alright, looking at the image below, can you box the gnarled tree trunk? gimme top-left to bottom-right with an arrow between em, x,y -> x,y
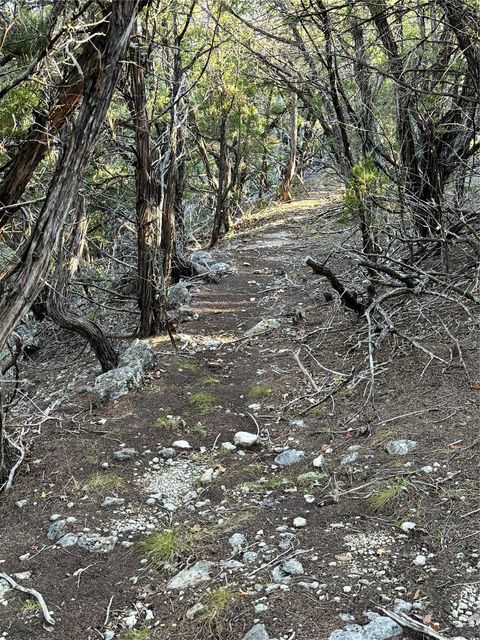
0,0 -> 141,352
46,198 -> 119,372
130,28 -> 165,338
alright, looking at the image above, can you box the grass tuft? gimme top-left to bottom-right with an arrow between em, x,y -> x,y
189,392 -> 217,415
177,359 -> 201,373
87,472 -> 125,495
197,587 -> 235,634
248,384 -> 271,399
140,529 -> 190,566
18,598 -> 40,613
155,415 -> 185,429
189,422 -> 207,436
368,478 -> 409,512
297,471 -> 326,488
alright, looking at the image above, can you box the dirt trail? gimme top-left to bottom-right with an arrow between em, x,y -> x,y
0,176 -> 478,640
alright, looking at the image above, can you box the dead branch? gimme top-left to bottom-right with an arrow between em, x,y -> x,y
0,572 -> 55,626
379,607 -> 451,640
306,256 -> 366,315
291,349 -> 319,392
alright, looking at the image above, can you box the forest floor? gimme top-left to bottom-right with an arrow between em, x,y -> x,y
0,174 -> 479,640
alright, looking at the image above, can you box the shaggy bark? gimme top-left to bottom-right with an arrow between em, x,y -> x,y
46,200 -> 119,372
130,29 -> 165,338
0,0 -> 141,352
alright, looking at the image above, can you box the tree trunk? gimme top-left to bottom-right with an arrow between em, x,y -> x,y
130,25 -> 165,338
46,199 -> 119,372
280,92 -> 298,202
0,13 -> 113,231
210,116 -> 232,247
0,0 -> 141,352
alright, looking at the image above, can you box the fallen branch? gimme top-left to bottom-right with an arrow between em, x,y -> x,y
0,572 -> 55,626
291,349 -> 319,392
379,607 -> 450,640
305,256 -> 366,315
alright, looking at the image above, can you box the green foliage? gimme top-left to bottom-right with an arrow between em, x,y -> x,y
0,83 -> 39,140
189,422 -> 207,436
343,155 -> 385,220
155,415 -> 185,429
87,473 -> 125,495
368,478 -> 410,512
188,392 -> 217,415
297,471 -> 326,488
248,384 -> 271,399
140,529 -> 190,566
177,360 -> 201,372
1,8 -> 50,59
17,598 -> 40,613
200,587 -> 235,624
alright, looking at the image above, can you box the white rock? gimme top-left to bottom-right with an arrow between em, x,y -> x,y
400,522 -> 416,533
172,440 -> 191,449
293,517 -> 307,528
413,554 -> 427,566
234,431 -> 259,448
201,468 -> 214,484
313,455 -> 325,468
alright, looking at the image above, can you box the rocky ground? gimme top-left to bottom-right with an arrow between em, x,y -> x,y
0,175 -> 479,640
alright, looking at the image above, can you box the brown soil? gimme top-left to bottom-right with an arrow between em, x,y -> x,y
0,175 -> 478,640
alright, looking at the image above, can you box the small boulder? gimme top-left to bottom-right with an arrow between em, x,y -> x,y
167,282 -> 191,309
47,519 -> 68,542
159,447 -> 176,459
293,517 -> 307,528
176,305 -> 199,322
118,339 -> 155,370
229,533 -> 248,554
186,602 -> 206,620
172,440 -> 191,450
102,496 -> 125,507
234,431 -> 258,448
113,447 -> 138,461
209,262 -> 236,276
77,533 -> 117,554
328,612 -> 402,640
93,365 -> 143,403
242,623 -> 270,640
93,339 -> 154,403
56,533 -> 79,548
282,558 -> 304,576
190,250 -> 215,267
386,440 -> 417,455
167,560 -> 214,590
275,449 -> 305,466
340,445 -> 360,465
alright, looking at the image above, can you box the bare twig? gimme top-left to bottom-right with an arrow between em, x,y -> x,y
379,607 -> 451,640
0,572 -> 55,626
